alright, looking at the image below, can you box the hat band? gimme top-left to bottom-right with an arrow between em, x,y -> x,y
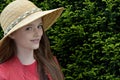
4,8 -> 41,35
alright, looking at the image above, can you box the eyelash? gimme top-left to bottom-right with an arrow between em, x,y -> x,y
37,25 -> 43,29
26,27 -> 32,31
25,25 -> 43,31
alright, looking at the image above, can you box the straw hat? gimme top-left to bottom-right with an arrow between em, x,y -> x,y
0,0 -> 64,41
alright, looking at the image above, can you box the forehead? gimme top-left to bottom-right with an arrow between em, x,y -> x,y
23,18 -> 43,27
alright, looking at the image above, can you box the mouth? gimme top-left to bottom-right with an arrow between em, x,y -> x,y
30,39 -> 40,44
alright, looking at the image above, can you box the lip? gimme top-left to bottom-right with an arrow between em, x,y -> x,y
31,39 -> 40,44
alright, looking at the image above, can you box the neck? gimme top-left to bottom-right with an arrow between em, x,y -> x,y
16,47 -> 35,65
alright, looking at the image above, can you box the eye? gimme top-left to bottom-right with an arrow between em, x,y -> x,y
37,25 -> 43,29
25,27 -> 32,31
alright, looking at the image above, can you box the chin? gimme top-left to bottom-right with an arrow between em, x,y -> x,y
31,45 -> 39,50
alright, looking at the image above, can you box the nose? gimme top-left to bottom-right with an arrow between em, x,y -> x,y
33,28 -> 42,37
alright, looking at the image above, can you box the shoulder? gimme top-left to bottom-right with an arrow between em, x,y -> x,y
0,63 -> 7,80
0,58 -> 16,80
0,56 -> 17,71
0,57 -> 16,79
0,59 -> 12,69
0,62 -> 8,71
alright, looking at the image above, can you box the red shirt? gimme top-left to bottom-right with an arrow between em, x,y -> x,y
0,56 -> 52,80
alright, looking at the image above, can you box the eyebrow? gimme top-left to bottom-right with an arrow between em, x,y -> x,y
25,23 -> 43,27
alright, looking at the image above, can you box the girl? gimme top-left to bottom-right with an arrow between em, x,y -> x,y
0,0 -> 64,80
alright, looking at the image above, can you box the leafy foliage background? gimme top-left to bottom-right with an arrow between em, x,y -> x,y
0,0 -> 120,80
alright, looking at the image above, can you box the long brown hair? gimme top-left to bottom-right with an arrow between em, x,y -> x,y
0,28 -> 64,80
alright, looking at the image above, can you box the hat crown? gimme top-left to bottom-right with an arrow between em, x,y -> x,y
0,0 -> 38,31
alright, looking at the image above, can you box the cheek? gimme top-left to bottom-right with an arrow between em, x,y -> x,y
40,29 -> 43,36
14,36 -> 26,44
13,35 -> 31,48
13,33 -> 30,43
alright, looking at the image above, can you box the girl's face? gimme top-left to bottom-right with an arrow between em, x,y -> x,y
10,18 -> 43,50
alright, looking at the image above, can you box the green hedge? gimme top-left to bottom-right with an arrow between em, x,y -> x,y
0,0 -> 120,80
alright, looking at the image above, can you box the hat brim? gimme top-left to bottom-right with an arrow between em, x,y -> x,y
0,7 -> 64,42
